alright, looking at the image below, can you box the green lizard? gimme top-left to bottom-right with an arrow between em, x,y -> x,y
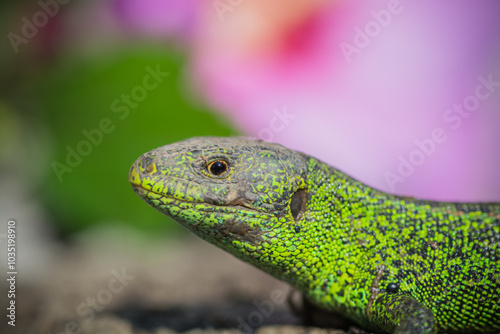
129,137 -> 500,334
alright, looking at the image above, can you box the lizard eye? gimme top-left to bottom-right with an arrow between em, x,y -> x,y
207,160 -> 229,176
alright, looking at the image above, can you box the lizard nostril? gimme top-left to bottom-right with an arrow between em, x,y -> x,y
145,162 -> 156,174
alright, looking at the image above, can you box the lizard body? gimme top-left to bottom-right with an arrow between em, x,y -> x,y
129,137 -> 500,334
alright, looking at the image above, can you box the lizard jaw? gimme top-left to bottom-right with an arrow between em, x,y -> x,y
131,183 -> 271,219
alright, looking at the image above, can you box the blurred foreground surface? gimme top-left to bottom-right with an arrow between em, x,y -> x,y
0,227 -> 349,334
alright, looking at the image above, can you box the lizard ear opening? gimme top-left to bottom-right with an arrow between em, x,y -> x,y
290,189 -> 307,222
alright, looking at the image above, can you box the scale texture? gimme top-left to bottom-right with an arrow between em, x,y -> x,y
129,137 -> 500,334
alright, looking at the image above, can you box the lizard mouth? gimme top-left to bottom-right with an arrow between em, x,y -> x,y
133,184 -> 268,245
131,183 -> 271,219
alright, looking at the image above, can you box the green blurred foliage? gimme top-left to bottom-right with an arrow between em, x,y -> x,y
29,46 -> 237,235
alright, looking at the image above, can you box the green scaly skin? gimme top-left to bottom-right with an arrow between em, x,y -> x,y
129,137 -> 500,334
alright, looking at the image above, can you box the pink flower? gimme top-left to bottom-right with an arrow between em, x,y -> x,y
114,0 -> 500,201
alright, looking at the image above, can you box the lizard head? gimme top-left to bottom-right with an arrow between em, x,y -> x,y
129,136 -> 311,273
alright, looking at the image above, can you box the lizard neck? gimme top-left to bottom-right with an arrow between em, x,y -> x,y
294,157 -> 388,320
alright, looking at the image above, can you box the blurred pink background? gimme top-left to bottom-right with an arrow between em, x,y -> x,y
113,0 -> 500,201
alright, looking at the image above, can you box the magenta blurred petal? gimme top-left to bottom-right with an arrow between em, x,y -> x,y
113,0 -> 200,39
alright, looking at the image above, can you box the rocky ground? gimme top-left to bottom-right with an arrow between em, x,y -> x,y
0,226 -> 352,334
